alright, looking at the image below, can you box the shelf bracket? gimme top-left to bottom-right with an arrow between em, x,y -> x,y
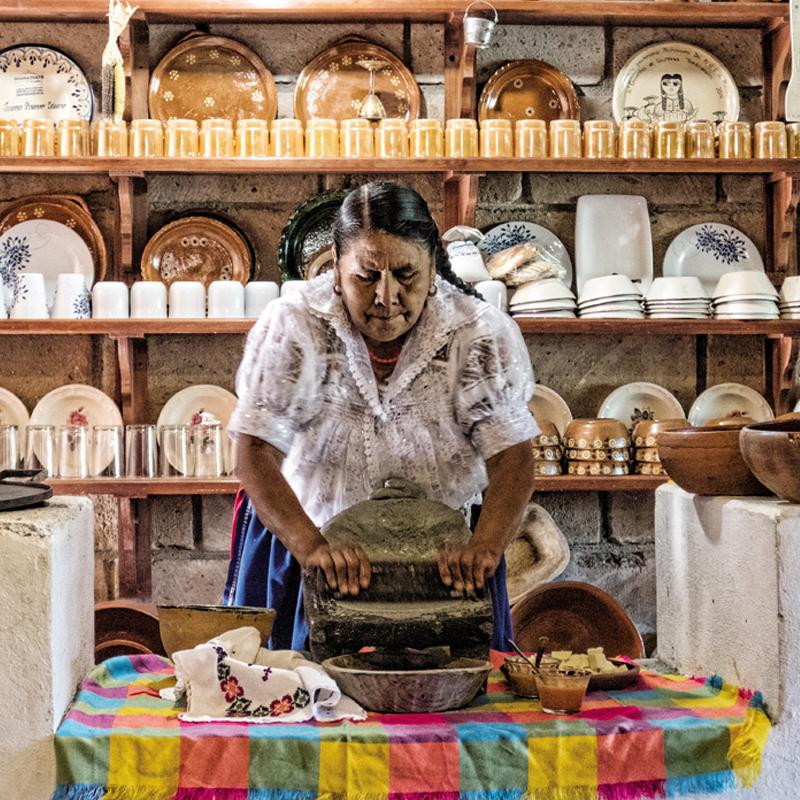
119,13 -> 150,121
766,335 -> 799,415
117,496 -> 152,600
764,21 -> 790,120
115,335 -> 149,427
769,174 -> 800,287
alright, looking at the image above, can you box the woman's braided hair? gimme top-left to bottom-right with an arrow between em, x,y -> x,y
332,181 -> 484,300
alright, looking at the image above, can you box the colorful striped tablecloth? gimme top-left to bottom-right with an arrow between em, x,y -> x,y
53,651 -> 771,800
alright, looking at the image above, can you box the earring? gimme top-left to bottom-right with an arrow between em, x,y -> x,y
333,284 -> 342,296
428,284 -> 438,296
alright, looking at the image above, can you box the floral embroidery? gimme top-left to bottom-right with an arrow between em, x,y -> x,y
220,676 -> 244,702
262,667 -> 272,682
269,694 -> 295,717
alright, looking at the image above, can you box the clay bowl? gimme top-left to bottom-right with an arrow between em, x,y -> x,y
740,419 -> 800,503
157,604 -> 276,656
656,426 -> 770,497
632,417 -> 691,447
564,418 -> 629,449
501,655 -> 641,696
510,581 -> 644,659
707,416 -> 756,428
322,653 -> 491,713
533,420 -> 561,447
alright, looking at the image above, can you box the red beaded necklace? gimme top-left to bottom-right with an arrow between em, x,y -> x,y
367,349 -> 402,365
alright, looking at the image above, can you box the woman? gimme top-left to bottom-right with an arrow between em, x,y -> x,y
224,181 -> 538,651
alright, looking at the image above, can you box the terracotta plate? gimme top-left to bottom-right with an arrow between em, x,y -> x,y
478,60 -> 580,124
149,34 -> 277,122
142,216 -> 252,289
511,580 -> 644,659
294,38 -> 420,124
95,600 -> 166,662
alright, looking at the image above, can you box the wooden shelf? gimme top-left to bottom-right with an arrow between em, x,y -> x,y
535,475 -> 667,491
3,319 -> 799,338
0,1 -> 786,27
0,157 -> 797,176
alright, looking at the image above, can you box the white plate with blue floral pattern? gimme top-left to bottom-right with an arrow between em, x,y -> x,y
479,221 -> 572,289
0,45 -> 93,122
663,223 -> 764,298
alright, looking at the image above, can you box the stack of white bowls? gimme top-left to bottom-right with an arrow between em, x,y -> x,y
577,275 -> 644,319
779,276 -> 800,319
712,271 -> 779,320
509,279 -> 576,318
644,277 -> 711,319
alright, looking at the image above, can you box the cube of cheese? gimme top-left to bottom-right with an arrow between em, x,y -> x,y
551,651 -> 572,662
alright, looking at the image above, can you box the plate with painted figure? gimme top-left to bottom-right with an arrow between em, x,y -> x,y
688,383 -> 774,427
597,382 -> 684,431
663,223 -> 764,298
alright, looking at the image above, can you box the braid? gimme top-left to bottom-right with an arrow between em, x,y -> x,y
432,237 -> 484,300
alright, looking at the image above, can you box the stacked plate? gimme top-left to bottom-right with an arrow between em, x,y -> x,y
531,421 -> 563,476
563,419 -> 630,476
510,278 -> 576,319
712,271 -> 779,320
644,277 -> 711,319
577,275 -> 644,319
631,418 -> 691,476
779,276 -> 800,319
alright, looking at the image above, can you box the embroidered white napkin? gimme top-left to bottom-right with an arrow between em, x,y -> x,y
162,626 -> 367,724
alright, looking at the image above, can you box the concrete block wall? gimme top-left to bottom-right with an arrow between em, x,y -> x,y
0,20 -> 773,651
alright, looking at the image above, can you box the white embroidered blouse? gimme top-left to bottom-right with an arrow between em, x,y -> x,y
229,271 -> 539,527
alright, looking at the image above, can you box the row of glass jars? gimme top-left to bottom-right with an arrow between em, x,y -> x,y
4,116 -> 799,159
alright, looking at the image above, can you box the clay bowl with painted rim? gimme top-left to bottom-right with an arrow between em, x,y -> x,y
533,420 -> 561,447
634,462 -> 666,476
564,418 -> 630,450
632,418 -> 691,447
634,447 -> 661,463
534,462 -> 562,476
532,445 -> 563,460
739,418 -> 800,503
565,448 -> 630,462
656,426 -> 770,496
566,461 -> 629,476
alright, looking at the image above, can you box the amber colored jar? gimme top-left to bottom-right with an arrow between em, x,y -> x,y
93,118 -> 128,157
56,119 -> 89,157
480,118 -> 513,158
717,121 -> 752,159
618,119 -> 651,159
583,120 -> 615,159
754,121 -> 788,159
340,118 -> 374,158
409,119 -> 444,158
548,119 -> 581,158
445,118 -> 478,158
272,119 -> 304,157
165,118 -> 198,158
515,119 -> 547,158
235,119 -> 269,157
376,118 -> 409,158
129,119 -> 164,158
787,123 -> 800,159
21,119 -> 55,157
684,121 -> 715,159
654,121 -> 685,159
200,118 -> 234,157
0,119 -> 18,156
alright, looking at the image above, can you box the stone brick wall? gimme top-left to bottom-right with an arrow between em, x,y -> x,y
0,19 -> 772,652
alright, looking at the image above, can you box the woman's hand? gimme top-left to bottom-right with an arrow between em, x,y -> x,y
438,540 -> 502,595
304,542 -> 372,597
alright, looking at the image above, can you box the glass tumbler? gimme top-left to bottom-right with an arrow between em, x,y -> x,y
548,119 -> 581,158
192,422 -> 223,478
717,121 -> 752,159
159,424 -> 190,477
235,118 -> 269,157
24,424 -> 55,477
534,670 -> 591,715
755,121 -> 788,159
57,424 -> 89,478
685,121 -> 715,159
618,119 -> 651,158
165,118 -> 198,158
0,119 -> 19,156
129,119 -> 164,158
272,118 -> 304,157
200,118 -> 234,157
0,424 -> 18,470
583,120 -> 616,159
340,118 -> 374,157
92,424 -> 123,478
515,119 -> 547,158
305,118 -> 338,157
654,121 -> 685,158
92,118 -> 128,156
480,118 -> 513,158
445,118 -> 478,158
409,119 -> 444,158
21,119 -> 55,157
376,118 -> 409,158
788,123 -> 800,158
125,424 -> 157,478
56,119 -> 89,157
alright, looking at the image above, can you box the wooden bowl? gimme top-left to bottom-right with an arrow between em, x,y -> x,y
740,419 -> 800,503
564,418 -> 629,449
657,426 -> 770,496
632,417 -> 690,447
157,604 -> 276,657
322,654 -> 491,713
510,581 -> 644,659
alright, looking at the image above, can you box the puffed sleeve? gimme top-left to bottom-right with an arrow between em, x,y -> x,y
453,306 -> 539,460
228,299 -> 324,454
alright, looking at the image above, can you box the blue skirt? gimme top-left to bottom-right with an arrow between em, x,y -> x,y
223,489 -> 514,651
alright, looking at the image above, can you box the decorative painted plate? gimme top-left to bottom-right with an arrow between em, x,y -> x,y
294,38 -> 420,124
478,60 -> 580,124
0,385 -> 29,432
613,42 -> 739,124
598,382 -> 684,430
688,383 -> 774,426
157,385 -> 237,474
663,223 -> 764,297
142,216 -> 252,290
278,191 -> 347,282
149,34 -> 277,122
0,44 -> 92,122
479,221 -> 573,288
528,385 -> 573,437
0,198 -> 105,309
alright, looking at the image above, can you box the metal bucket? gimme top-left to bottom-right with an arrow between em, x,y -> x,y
463,1 -> 498,49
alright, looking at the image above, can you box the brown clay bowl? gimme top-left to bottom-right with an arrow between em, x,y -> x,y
657,426 -> 769,496
95,600 -> 166,662
707,416 -> 756,428
564,418 -> 629,449
740,419 -> 800,503
632,418 -> 691,447
533,420 -> 561,447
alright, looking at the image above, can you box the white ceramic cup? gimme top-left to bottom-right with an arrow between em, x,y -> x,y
92,281 -> 129,319
10,273 -> 49,319
169,281 -> 206,318
52,274 -> 91,319
447,240 -> 491,283
130,281 -> 168,319
280,280 -> 306,298
208,280 -> 245,318
245,281 -> 279,318
779,276 -> 800,305
475,279 -> 508,311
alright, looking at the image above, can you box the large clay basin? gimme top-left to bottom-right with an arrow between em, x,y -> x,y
740,419 -> 800,503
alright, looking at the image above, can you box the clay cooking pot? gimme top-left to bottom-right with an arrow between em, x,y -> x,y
740,418 -> 800,503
